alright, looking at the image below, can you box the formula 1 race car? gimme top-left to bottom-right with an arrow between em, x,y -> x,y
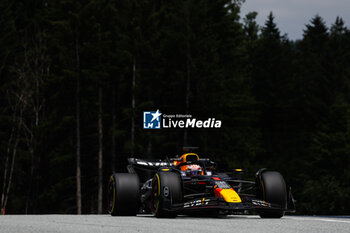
107,150 -> 295,218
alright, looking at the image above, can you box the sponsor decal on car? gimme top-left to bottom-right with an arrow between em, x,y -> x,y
252,199 -> 271,207
184,198 -> 211,208
215,181 -> 231,189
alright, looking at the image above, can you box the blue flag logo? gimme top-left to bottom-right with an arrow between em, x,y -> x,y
143,110 -> 162,129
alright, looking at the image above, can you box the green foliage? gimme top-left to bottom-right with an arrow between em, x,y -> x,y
0,1 -> 349,215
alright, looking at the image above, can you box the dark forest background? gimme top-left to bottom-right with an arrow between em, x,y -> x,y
1,0 -> 350,215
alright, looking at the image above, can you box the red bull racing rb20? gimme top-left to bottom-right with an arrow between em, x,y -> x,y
107,151 -> 295,218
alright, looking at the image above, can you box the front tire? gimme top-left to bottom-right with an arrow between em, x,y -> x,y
151,171 -> 182,218
257,171 -> 287,218
108,173 -> 140,216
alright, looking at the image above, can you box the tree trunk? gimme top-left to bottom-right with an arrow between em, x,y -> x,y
1,92 -> 24,214
25,147 -> 35,214
184,3 -> 191,146
1,110 -> 19,213
97,86 -> 103,214
75,27 -> 82,215
184,56 -> 190,146
111,85 -> 116,173
1,126 -> 14,210
1,151 -> 9,210
131,57 -> 136,156
3,137 -> 19,211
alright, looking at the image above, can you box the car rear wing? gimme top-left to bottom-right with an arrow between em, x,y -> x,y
127,158 -> 174,172
127,157 -> 215,171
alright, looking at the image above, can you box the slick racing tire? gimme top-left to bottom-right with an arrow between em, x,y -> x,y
151,171 -> 182,218
257,171 -> 287,218
108,173 -> 140,216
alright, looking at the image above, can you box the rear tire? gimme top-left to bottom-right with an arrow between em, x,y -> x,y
108,173 -> 140,216
257,171 -> 287,218
151,171 -> 182,218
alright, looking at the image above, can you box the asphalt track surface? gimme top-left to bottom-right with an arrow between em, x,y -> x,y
1,214 -> 349,233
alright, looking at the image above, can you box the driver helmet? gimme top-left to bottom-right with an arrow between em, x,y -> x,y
186,164 -> 202,176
